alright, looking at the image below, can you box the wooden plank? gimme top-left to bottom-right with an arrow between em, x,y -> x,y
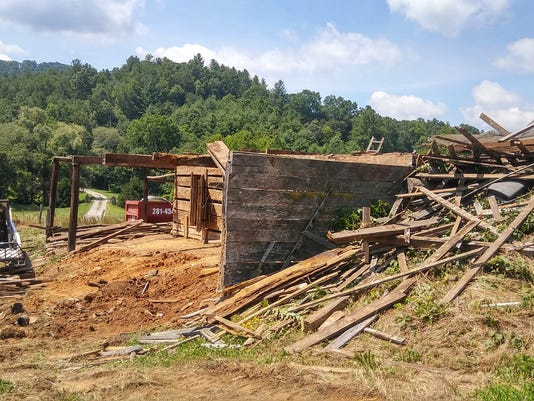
208,245 -> 360,316
290,237 -> 483,312
417,186 -> 499,235
103,153 -> 177,169
363,327 -> 405,344
327,217 -> 438,244
498,120 -> 534,142
284,284 -> 411,353
175,166 -> 222,176
213,315 -> 261,339
479,113 -> 510,136
152,152 -> 216,167
416,173 -> 534,180
207,141 -> 230,173
282,188 -> 332,267
71,220 -> 144,254
488,195 -> 503,222
304,296 -> 350,332
324,316 -> 377,350
441,196 -> 534,303
176,186 -> 222,202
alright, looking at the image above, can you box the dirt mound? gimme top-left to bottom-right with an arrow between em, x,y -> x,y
15,235 -> 221,339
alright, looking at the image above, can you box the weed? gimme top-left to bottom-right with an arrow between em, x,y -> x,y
474,354 -> 534,400
408,284 -> 445,324
333,208 -> 361,230
521,286 -> 534,308
474,382 -> 534,401
485,255 -> 533,282
395,314 -> 414,331
508,333 -> 526,350
270,308 -> 305,330
483,330 -> 505,349
352,350 -> 378,370
384,259 -> 400,275
0,379 -> 14,393
482,315 -> 500,328
394,348 -> 422,363
496,354 -> 534,383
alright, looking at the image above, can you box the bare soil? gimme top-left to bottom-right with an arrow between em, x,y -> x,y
0,231 -> 532,401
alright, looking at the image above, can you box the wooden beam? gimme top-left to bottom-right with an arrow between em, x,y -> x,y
67,162 -> 81,252
415,173 -> 534,180
207,141 -> 230,173
304,296 -> 350,332
327,217 -> 438,244
72,155 -> 103,165
46,157 -> 60,238
153,152 -> 216,167
498,120 -> 534,142
416,186 -> 499,235
324,316 -> 377,350
441,196 -> 534,303
479,113 -> 510,136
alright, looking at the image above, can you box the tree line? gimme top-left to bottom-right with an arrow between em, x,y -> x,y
0,55 -> 478,207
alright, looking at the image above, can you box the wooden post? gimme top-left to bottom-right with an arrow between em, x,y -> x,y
67,162 -> 80,252
46,157 -> 60,239
143,169 -> 149,221
362,206 -> 371,263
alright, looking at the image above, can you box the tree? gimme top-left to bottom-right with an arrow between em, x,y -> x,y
125,114 -> 181,153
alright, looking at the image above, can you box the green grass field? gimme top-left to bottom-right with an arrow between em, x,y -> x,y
11,188 -> 124,227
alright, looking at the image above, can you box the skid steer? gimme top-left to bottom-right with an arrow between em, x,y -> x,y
0,199 -> 33,277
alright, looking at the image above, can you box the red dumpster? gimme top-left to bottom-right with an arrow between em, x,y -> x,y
125,198 -> 173,223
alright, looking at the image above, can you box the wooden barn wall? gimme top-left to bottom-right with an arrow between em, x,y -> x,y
222,152 -> 414,287
172,166 -> 223,240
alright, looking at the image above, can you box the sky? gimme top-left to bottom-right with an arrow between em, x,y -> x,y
0,0 -> 533,131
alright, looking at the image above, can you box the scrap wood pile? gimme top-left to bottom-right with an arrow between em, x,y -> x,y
0,276 -> 47,299
179,120 -> 532,355
45,220 -> 172,254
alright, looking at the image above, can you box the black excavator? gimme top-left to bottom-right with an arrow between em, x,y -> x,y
0,199 -> 33,277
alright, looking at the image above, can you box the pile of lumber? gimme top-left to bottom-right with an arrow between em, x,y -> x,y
0,276 -> 46,299
46,220 -> 172,254
173,123 -> 534,354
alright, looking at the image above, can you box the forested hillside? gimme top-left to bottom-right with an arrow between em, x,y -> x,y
0,55 -> 478,206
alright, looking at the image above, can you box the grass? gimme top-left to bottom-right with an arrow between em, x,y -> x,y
473,354 -> 534,400
133,336 -> 287,369
11,188 -> 124,227
0,379 -> 14,393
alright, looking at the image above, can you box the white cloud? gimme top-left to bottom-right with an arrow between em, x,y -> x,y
387,0 -> 511,36
461,81 -> 534,131
0,40 -> 25,56
0,53 -> 12,61
136,44 -> 216,63
138,23 -> 402,77
0,0 -> 145,39
494,38 -> 534,73
472,80 -> 520,108
369,91 -> 447,120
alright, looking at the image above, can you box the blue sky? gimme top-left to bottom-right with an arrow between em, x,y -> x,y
0,0 -> 533,130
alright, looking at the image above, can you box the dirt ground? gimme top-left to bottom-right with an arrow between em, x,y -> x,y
1,232 -> 532,401
0,233 -> 375,401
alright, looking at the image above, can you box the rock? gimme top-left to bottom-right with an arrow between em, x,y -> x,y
16,316 -> 30,326
11,303 -> 24,314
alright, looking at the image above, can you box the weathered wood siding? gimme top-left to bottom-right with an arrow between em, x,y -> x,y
172,166 -> 223,240
222,151 -> 414,286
